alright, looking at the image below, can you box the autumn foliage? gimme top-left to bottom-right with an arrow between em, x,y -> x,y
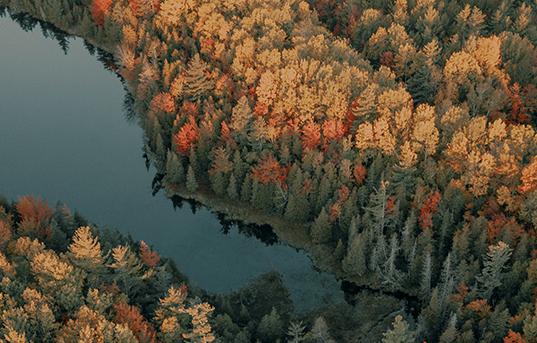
301,122 -> 321,151
90,0 -> 112,26
150,92 -> 176,114
139,240 -> 160,268
16,195 -> 53,225
174,117 -> 199,155
419,191 -> 441,230
113,303 -> 157,343
0,198 -> 219,342
504,330 -> 526,343
251,156 -> 288,187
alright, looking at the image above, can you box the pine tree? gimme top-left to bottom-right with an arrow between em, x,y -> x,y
476,241 -> 513,300
311,208 -> 332,244
227,173 -> 239,200
439,254 -> 454,301
363,180 -> 394,237
285,169 -> 309,222
333,240 -> 345,261
420,250 -> 432,300
109,245 -> 145,297
309,317 -> 335,343
382,235 -> 402,289
287,321 -> 306,343
184,54 -> 214,100
240,175 -> 252,203
342,232 -> 368,276
164,151 -> 185,185
186,166 -> 198,193
439,313 -> 459,343
523,314 -> 537,342
407,57 -> 437,105
210,172 -> 227,196
382,315 -> 416,343
315,175 -> 333,214
257,307 -> 283,342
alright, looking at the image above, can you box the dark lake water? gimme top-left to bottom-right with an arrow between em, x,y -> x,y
0,16 -> 344,311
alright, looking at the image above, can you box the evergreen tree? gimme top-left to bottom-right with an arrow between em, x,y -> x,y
420,250 -> 432,300
407,57 -> 437,105
240,175 -> 252,203
333,239 -> 345,261
342,232 -> 368,276
186,165 -> 199,193
251,181 -> 275,213
163,151 -> 185,185
210,172 -> 227,196
309,317 -> 335,343
311,208 -> 332,244
227,173 -> 239,200
382,315 -> 416,343
285,169 -> 309,222
184,54 -> 214,100
315,175 -> 333,214
363,180 -> 394,237
523,314 -> 537,342
370,233 -> 388,274
257,307 -> 283,342
439,313 -> 459,343
382,234 -> 402,289
287,321 -> 307,343
476,241 -> 513,300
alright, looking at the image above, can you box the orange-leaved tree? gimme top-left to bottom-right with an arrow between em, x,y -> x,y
91,0 -> 113,26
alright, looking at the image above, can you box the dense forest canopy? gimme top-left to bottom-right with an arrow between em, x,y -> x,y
1,0 -> 537,341
0,196 -> 354,342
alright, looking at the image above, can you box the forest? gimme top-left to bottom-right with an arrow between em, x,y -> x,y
0,0 -> 536,341
0,195 -> 360,342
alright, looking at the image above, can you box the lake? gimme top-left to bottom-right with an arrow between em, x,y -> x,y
0,14 -> 343,312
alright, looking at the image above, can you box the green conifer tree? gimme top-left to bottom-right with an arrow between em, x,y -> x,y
257,307 -> 283,342
285,169 -> 309,222
210,172 -> 227,196
420,250 -> 432,300
164,151 -> 185,185
186,165 -> 198,193
476,242 -> 513,300
240,175 -> 252,203
227,173 -> 239,200
382,315 -> 416,343
342,232 -> 368,276
311,208 -> 332,244
439,313 -> 459,343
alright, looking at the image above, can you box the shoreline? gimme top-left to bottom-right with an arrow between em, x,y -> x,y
0,0 -> 417,302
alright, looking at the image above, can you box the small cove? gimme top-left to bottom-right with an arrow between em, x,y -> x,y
0,15 -> 344,312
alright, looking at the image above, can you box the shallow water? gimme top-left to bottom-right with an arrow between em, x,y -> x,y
0,15 -> 344,311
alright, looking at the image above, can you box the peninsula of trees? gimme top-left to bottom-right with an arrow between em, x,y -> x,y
1,0 -> 537,341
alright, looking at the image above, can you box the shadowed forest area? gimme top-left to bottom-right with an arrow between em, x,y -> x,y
0,0 -> 537,341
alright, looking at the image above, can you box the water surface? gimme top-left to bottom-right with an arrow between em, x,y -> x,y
0,15 -> 343,311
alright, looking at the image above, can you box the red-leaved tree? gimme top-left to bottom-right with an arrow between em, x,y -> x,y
301,122 -> 321,151
113,303 -> 157,343
91,0 -> 113,26
419,191 -> 441,230
139,241 -> 160,268
251,156 -> 288,187
174,118 -> 199,155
